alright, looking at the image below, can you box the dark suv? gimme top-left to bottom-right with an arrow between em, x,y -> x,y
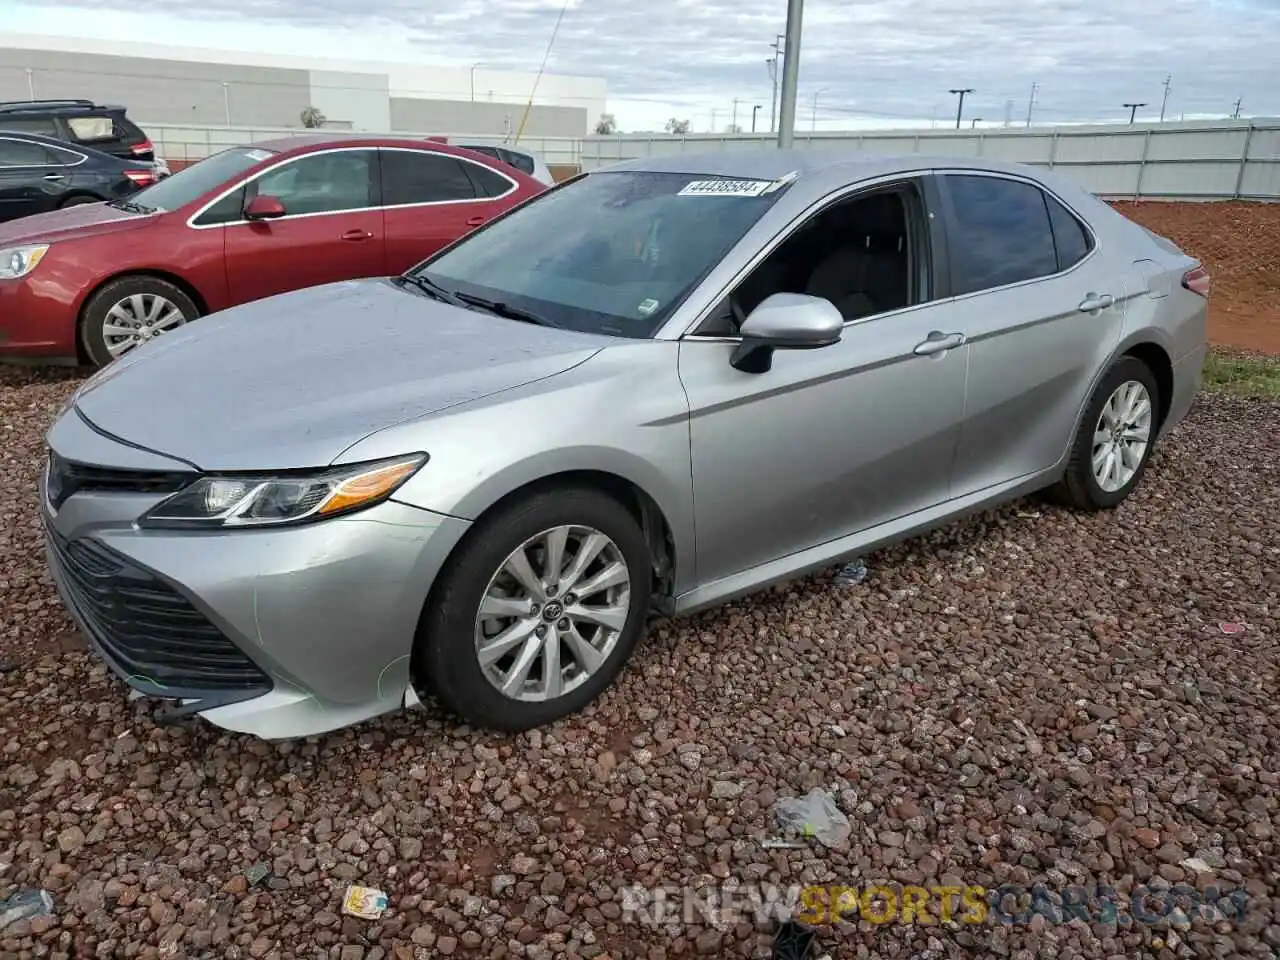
0,100 -> 159,166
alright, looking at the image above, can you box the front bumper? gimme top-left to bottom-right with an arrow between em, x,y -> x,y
39,434 -> 471,739
0,277 -> 78,360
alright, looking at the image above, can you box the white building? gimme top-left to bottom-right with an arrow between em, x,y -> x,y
0,31 -> 608,138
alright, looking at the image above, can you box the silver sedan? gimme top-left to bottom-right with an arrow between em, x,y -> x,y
39,150 -> 1208,738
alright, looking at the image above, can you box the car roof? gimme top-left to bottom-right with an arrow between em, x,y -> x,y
600,149 -> 1065,187
251,133 -> 495,159
0,99 -> 126,115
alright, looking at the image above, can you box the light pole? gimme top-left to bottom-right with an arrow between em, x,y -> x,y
25,68 -> 35,99
810,87 -> 825,132
1159,74 -> 1171,122
1232,97 -> 1243,119
222,82 -> 231,126
1025,81 -> 1037,127
1123,102 -> 1146,124
470,63 -> 480,102
732,97 -> 739,131
970,117 -> 982,128
949,88 -> 973,129
776,0 -> 803,148
751,103 -> 762,132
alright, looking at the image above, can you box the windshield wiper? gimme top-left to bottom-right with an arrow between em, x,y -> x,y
107,199 -> 155,214
395,273 -> 467,307
454,291 -> 557,328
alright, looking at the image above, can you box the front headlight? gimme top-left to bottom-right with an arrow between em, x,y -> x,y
138,454 -> 427,529
0,244 -> 51,280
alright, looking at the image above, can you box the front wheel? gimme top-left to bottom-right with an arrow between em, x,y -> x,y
1052,356 -> 1161,510
417,487 -> 652,732
80,276 -> 199,368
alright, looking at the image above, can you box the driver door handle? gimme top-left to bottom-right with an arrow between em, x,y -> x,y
913,331 -> 966,356
341,229 -> 373,242
1078,292 -> 1114,312
44,173 -> 65,181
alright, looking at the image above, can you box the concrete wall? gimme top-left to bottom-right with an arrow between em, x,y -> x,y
579,119 -> 1280,200
0,32 -> 606,136
389,98 -> 587,139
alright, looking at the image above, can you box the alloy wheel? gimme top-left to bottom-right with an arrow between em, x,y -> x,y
474,525 -> 631,702
102,293 -> 188,358
1092,379 -> 1153,493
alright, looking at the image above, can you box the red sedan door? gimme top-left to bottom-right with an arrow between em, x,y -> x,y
378,147 -> 526,275
224,148 -> 386,305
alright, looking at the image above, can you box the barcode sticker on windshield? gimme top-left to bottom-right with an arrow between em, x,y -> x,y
678,179 -> 772,198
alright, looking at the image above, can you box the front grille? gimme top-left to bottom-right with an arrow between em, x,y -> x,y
45,450 -> 194,510
44,523 -> 271,696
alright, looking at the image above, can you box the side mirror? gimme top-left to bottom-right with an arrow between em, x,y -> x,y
731,293 -> 843,373
244,194 -> 287,221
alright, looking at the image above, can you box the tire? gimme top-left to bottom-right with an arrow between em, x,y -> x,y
80,276 -> 199,368
59,195 -> 102,209
417,487 -> 652,732
1052,356 -> 1161,510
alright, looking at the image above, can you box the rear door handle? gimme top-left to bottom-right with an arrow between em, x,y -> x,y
1078,292 -> 1114,312
341,229 -> 373,241
913,331 -> 966,356
466,215 -> 488,227
43,174 -> 64,181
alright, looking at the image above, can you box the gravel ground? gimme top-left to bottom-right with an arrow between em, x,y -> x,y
1,364 -> 1277,960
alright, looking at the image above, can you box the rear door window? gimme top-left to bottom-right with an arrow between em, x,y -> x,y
0,137 -> 54,166
380,150 -> 478,205
941,174 -> 1059,295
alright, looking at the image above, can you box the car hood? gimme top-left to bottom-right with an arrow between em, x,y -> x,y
72,278 -> 610,471
0,202 -> 155,246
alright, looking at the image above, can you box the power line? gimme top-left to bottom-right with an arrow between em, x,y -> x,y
512,0 -> 572,144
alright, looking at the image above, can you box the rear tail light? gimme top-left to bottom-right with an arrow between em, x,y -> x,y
123,169 -> 157,187
130,139 -> 154,156
1182,265 -> 1211,298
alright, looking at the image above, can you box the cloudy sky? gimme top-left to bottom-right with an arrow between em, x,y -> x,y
8,0 -> 1280,132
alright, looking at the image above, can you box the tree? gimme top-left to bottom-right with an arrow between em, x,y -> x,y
594,113 -> 618,135
664,117 -> 691,135
300,106 -> 326,129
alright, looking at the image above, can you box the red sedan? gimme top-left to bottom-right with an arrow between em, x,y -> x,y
0,135 -> 546,366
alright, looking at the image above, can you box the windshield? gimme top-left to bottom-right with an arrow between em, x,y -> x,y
125,146 -> 277,212
412,170 -> 788,338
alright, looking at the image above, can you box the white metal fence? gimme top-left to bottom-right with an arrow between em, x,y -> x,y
143,118 -> 1279,200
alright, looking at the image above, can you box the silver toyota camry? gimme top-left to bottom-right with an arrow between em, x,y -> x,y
40,150 -> 1208,739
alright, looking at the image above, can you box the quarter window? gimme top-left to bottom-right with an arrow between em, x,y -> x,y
1045,194 -> 1093,271
943,174 -> 1059,295
381,151 -> 478,205
465,162 -> 516,199
0,138 -> 52,166
0,118 -> 60,135
250,150 -> 375,216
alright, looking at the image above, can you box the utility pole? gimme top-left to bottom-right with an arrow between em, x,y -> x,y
1159,74 -> 1171,122
751,103 -> 761,132
1002,99 -> 1013,127
1025,81 -> 1037,127
776,0 -> 803,149
710,107 -> 717,133
1232,97 -> 1243,119
810,88 -> 825,132
731,98 -> 739,131
1123,102 -> 1146,124
949,88 -> 974,129
767,33 -> 784,134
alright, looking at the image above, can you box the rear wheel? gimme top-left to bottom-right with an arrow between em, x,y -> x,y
59,195 -> 101,209
80,276 -> 199,368
417,487 -> 652,731
1052,356 -> 1160,510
